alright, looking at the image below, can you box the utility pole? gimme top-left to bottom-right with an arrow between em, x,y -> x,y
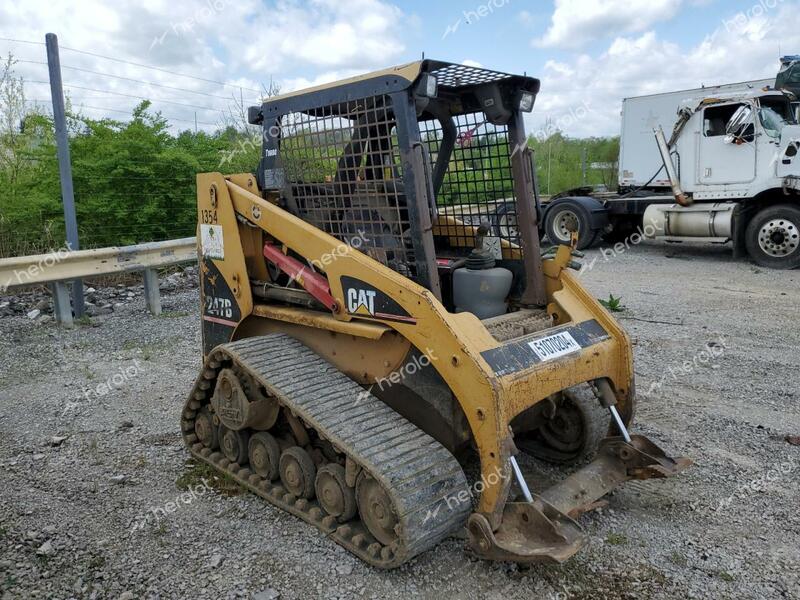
45,33 -> 84,317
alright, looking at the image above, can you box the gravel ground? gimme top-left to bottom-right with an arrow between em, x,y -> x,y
0,240 -> 798,600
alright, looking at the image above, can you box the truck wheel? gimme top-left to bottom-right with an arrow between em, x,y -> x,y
745,204 -> 800,269
544,202 -> 597,250
492,203 -> 519,240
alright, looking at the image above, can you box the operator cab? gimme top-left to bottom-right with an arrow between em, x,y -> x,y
249,60 -> 544,314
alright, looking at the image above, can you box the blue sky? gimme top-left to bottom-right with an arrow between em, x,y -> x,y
2,0 -> 798,137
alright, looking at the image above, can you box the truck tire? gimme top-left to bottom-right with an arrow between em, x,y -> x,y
492,202 -> 518,239
544,201 -> 597,250
745,204 -> 800,269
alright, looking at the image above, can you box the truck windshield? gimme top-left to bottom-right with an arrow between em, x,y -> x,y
759,96 -> 796,138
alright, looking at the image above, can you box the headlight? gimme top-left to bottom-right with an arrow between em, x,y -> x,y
518,91 -> 535,113
426,75 -> 438,97
416,74 -> 438,99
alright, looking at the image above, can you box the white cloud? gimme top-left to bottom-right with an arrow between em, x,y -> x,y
281,69 -> 364,94
518,10 -> 535,27
536,0 -> 683,49
0,0 -> 405,131
526,2 -> 800,138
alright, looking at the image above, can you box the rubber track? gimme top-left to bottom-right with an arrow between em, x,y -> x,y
181,334 -> 471,568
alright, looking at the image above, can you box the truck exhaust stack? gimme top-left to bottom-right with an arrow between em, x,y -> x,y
653,126 -> 692,207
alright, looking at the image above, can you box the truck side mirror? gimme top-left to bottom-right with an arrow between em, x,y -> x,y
725,105 -> 754,143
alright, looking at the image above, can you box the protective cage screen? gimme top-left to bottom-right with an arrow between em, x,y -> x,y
277,95 -> 418,279
419,112 -> 520,251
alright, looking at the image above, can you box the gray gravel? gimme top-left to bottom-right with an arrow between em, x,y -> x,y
0,240 -> 798,600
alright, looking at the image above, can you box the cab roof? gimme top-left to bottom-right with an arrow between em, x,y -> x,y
262,59 -> 540,104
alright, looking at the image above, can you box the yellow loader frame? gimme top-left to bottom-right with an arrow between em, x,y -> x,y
198,171 -> 637,536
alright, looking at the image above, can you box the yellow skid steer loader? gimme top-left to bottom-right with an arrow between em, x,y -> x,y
182,60 -> 690,568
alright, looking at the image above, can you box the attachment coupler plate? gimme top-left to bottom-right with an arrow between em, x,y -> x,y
466,435 -> 691,563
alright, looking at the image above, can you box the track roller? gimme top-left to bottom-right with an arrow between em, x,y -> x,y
220,425 -> 250,464
356,473 -> 399,546
315,464 -> 357,523
249,432 -> 281,480
195,407 -> 219,450
280,446 -> 316,499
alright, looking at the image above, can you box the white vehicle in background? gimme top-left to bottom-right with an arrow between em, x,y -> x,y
540,64 -> 800,269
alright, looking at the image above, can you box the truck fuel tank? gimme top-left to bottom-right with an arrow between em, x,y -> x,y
643,202 -> 737,241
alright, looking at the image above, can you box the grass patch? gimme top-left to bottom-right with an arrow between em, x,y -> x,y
606,532 -> 628,546
177,459 -> 243,497
80,364 -> 95,380
669,551 -> 688,567
121,336 -> 182,361
76,315 -> 92,327
718,571 -> 735,582
599,294 -> 625,312
158,311 -> 190,318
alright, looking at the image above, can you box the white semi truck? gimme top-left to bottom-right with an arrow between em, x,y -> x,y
540,67 -> 800,269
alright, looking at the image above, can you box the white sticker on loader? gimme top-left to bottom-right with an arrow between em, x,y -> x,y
200,224 -> 224,260
528,331 -> 581,362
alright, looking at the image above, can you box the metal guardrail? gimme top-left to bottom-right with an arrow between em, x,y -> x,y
0,237 -> 197,327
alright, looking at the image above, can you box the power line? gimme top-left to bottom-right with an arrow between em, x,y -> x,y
0,37 -> 43,47
25,98 -> 218,126
27,80 -> 225,112
17,60 -> 237,101
0,36 -> 263,93
60,45 -> 263,94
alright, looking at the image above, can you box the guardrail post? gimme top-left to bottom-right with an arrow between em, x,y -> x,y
142,268 -> 161,316
51,281 -> 73,328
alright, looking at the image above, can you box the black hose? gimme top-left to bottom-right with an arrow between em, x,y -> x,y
619,164 -> 665,199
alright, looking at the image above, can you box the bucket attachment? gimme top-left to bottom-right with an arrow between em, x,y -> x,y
466,434 -> 691,563
540,434 -> 692,518
467,499 -> 586,564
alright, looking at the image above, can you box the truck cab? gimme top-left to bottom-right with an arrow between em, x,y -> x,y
676,90 -> 800,197
542,81 -> 800,269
